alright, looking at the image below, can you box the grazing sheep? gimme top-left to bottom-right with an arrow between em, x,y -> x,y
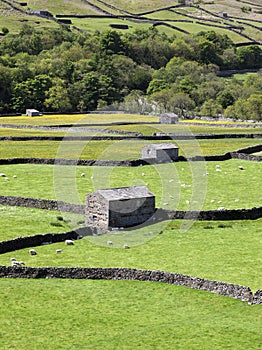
10,257 -> 17,262
13,175 -> 17,178
29,249 -> 37,255
56,249 -> 62,253
65,239 -> 74,245
169,179 -> 174,182
142,172 -> 145,176
216,168 -> 222,172
210,199 -> 215,203
81,173 -> 85,177
11,260 -> 25,267
0,173 -> 6,177
238,166 -> 244,170
123,244 -> 130,249
235,199 -> 239,202
218,207 -> 225,211
163,202 -> 168,206
107,240 -> 113,245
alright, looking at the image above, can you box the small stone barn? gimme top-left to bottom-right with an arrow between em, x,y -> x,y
85,186 -> 155,229
142,143 -> 179,162
26,109 -> 41,117
160,113 -> 178,124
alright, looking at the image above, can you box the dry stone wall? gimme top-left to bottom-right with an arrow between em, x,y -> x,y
0,265 -> 259,304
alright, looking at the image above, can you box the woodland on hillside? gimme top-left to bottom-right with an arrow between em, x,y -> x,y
0,25 -> 261,119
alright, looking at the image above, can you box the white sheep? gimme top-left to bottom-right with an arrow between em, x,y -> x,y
29,249 -> 37,255
107,241 -> 113,245
56,249 -> 62,253
238,166 -> 244,170
123,244 -> 130,249
65,239 -> 74,245
81,173 -> 85,177
218,207 -> 225,211
0,173 -> 6,177
11,260 -> 25,267
13,175 -> 17,178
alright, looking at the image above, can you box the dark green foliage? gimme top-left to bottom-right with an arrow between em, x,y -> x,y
0,26 -> 261,118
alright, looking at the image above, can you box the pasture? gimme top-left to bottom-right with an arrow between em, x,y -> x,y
1,0 -> 261,42
0,113 -> 261,349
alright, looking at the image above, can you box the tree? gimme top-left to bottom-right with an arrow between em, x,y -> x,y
169,92 -> 195,117
217,90 -> 235,109
44,78 -> 72,112
147,79 -> 169,95
11,74 -> 52,111
200,99 -> 223,118
99,30 -> 126,56
236,45 -> 262,69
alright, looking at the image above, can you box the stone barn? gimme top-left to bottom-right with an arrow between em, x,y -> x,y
26,109 -> 41,117
85,186 -> 155,229
142,143 -> 179,163
160,113 -> 178,124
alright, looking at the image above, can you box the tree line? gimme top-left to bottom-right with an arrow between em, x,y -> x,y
0,24 -> 261,120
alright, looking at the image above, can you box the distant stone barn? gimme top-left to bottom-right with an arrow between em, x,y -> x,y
25,109 -> 41,117
142,143 -> 179,163
85,186 -> 155,229
160,113 -> 178,124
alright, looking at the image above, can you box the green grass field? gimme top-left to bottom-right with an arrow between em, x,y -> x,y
1,278 -> 260,350
0,160 -> 261,210
0,113 -> 261,349
0,217 -> 261,290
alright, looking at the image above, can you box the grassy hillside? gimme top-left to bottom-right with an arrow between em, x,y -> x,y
1,0 -> 261,42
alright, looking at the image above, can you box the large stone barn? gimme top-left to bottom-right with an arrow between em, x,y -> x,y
85,186 -> 155,229
142,143 -> 179,163
160,113 -> 178,124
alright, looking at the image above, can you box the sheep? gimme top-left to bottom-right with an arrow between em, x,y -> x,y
169,179 -> 174,182
29,249 -> 37,255
13,175 -> 17,178
142,172 -> 145,176
11,260 -> 25,267
210,199 -> 215,203
65,239 -> 74,245
56,249 -> 62,253
123,244 -> 130,249
216,168 -> 222,172
10,257 -> 17,262
218,207 -> 225,211
81,173 -> 85,177
0,173 -> 6,177
107,240 -> 113,245
238,166 -> 244,170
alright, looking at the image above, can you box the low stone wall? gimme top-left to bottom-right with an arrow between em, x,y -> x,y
253,290 -> 262,305
0,265 -> 255,303
0,195 -> 85,214
0,196 -> 261,221
0,227 -> 92,254
161,207 -> 262,221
